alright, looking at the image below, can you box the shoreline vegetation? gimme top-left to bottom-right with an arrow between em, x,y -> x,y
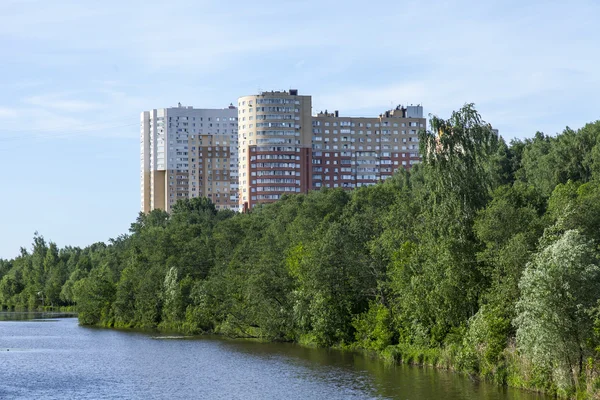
2,104 -> 600,398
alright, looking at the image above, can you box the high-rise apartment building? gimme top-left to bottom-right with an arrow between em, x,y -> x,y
236,90 -> 426,210
141,91 -> 426,213
237,90 -> 313,211
311,105 -> 425,191
140,104 -> 239,213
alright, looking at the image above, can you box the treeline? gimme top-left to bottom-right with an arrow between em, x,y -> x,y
2,104 -> 600,397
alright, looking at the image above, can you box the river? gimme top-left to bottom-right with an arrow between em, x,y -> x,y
0,313 -> 546,399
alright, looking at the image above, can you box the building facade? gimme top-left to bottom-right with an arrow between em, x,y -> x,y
237,90 -> 312,211
141,92 -> 426,213
140,104 -> 239,213
311,105 -> 425,191
237,90 -> 426,210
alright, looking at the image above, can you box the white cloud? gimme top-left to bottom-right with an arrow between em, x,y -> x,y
0,107 -> 18,118
24,94 -> 104,112
308,0 -> 600,139
0,0 -> 599,140
0,96 -> 133,142
0,86 -> 169,141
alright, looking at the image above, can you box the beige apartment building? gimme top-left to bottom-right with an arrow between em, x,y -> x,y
311,105 -> 425,191
237,90 -> 313,211
140,104 -> 239,213
236,90 -> 426,210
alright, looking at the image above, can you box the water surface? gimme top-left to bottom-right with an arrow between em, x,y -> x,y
0,314 -> 547,399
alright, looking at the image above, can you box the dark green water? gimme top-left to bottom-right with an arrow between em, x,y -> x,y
0,313 -> 547,399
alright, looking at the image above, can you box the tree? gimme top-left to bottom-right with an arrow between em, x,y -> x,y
387,104 -> 501,345
60,268 -> 88,304
420,103 -> 501,219
515,229 -> 600,395
473,183 -> 545,319
0,273 -> 23,306
73,266 -> 116,326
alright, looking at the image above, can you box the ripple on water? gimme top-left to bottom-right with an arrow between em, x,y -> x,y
0,316 -> 549,400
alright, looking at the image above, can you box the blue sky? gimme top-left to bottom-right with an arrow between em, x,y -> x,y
0,0 -> 599,258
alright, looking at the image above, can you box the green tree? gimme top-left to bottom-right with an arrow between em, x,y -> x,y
515,229 -> 600,395
73,266 -> 116,325
60,268 -> 88,304
388,104 -> 501,346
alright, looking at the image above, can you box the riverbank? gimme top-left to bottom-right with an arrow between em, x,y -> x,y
2,316 -> 545,400
0,307 -> 561,397
88,317 -> 557,398
3,112 -> 600,398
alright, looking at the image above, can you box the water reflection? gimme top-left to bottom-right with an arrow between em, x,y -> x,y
0,311 -> 77,321
217,339 -> 547,400
0,314 -> 547,400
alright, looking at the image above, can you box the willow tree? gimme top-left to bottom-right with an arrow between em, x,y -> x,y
420,103 -> 501,221
390,104 -> 503,345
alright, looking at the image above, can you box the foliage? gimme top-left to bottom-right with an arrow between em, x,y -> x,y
515,230 -> 600,396
2,107 -> 600,397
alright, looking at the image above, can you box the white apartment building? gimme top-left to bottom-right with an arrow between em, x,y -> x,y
141,103 -> 239,213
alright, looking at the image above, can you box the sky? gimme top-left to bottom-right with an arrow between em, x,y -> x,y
0,0 -> 599,259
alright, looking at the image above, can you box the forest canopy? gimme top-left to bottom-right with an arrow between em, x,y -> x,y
3,104 -> 600,397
